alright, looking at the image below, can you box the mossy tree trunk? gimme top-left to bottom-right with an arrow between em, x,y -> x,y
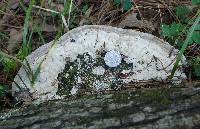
0,85 -> 200,129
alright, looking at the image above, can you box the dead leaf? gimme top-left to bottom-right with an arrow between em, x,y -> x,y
8,0 -> 30,10
42,23 -> 57,32
79,5 -> 93,26
0,20 -> 4,32
77,0 -> 84,5
85,5 -> 93,17
30,18 -> 58,32
118,13 -> 155,31
43,1 -> 64,12
9,0 -> 19,10
7,29 -> 23,53
51,2 -> 64,12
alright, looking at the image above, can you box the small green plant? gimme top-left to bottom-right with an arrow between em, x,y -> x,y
0,85 -> 4,95
192,0 -> 200,5
57,51 -> 133,96
0,84 -> 9,97
161,8 -> 200,49
114,0 -> 132,11
161,22 -> 185,48
22,0 -> 35,58
160,0 -> 200,78
169,9 -> 200,78
1,57 -> 17,73
189,57 -> 200,77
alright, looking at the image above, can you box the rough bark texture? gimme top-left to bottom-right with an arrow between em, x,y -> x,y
0,85 -> 200,129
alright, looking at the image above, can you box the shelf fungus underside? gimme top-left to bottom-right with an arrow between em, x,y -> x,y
12,26 -> 186,103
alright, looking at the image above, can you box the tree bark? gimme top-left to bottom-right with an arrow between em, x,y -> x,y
0,85 -> 200,129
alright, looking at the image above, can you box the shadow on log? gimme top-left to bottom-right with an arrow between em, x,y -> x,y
0,84 -> 200,129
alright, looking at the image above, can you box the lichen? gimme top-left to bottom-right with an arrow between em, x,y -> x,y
56,51 -> 133,96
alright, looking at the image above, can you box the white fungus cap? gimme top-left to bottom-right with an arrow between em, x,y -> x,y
12,25 -> 187,104
104,50 -> 122,67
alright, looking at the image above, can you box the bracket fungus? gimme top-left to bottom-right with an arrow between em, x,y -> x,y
12,25 -> 186,103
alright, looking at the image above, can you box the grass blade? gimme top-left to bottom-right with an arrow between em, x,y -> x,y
31,59 -> 44,87
170,11 -> 200,79
22,0 -> 35,58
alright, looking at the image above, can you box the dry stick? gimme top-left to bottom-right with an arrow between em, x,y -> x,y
132,0 -> 148,32
158,4 -> 163,24
32,5 -> 60,14
159,0 -> 180,23
67,0 -> 73,27
1,24 -> 22,29
97,0 -> 107,24
32,5 -> 68,29
186,44 -> 199,56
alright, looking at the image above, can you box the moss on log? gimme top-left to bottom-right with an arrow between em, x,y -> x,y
0,86 -> 200,129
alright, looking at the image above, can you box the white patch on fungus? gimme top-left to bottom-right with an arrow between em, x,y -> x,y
70,86 -> 78,95
92,80 -> 110,91
104,50 -> 122,67
92,66 -> 105,75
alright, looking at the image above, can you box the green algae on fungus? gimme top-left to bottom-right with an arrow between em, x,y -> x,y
56,51 -> 134,96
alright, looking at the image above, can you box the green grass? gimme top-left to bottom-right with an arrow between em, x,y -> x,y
160,1 -> 200,78
22,0 -> 35,59
170,10 -> 200,78
114,0 -> 132,11
0,51 -> 25,68
19,0 -> 27,11
0,0 -> 74,108
0,0 -> 36,76
0,32 -> 9,40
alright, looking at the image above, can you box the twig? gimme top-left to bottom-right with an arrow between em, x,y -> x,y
131,0 -> 148,32
32,5 -> 60,14
32,5 -> 69,29
67,0 -> 73,27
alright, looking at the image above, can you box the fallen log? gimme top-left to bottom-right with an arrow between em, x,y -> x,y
0,84 -> 200,129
